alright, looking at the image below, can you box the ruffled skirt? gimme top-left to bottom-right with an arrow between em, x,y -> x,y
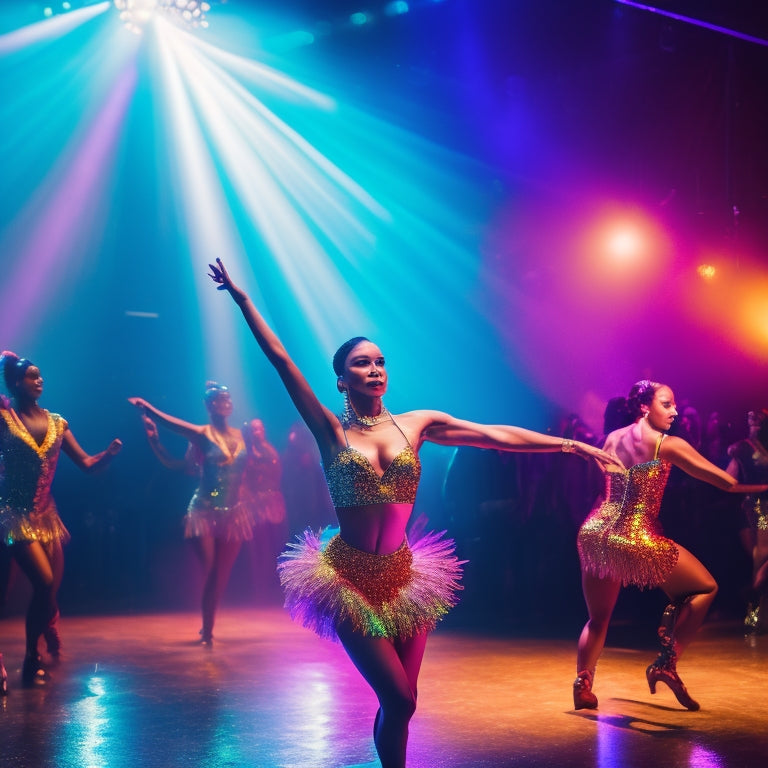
184,494 -> 254,541
277,528 -> 464,640
0,500 -> 71,547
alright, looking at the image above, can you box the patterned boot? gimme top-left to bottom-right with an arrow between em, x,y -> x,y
645,600 -> 699,711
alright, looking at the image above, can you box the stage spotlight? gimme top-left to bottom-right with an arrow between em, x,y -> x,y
697,263 -> 717,280
113,0 -> 211,34
350,12 -> 368,26
606,226 -> 643,262
384,2 -> 409,16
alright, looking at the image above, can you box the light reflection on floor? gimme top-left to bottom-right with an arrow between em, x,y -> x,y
1,608 -> 766,767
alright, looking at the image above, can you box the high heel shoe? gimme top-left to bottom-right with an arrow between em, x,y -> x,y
21,654 -> 50,688
646,660 -> 699,711
573,669 -> 598,710
645,599 -> 700,711
1,653 -> 8,696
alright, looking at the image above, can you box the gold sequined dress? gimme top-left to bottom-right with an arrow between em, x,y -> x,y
578,435 -> 679,588
184,425 -> 254,541
0,407 -> 71,546
278,418 -> 464,640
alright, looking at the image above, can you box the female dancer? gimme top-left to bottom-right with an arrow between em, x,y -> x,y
207,258 -> 615,768
574,380 -> 767,711
726,409 -> 768,633
0,351 -> 122,686
128,382 -> 254,645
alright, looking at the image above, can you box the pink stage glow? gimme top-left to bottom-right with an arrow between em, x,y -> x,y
0,65 -> 138,344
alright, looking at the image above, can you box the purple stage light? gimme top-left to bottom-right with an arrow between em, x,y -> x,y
613,0 -> 768,47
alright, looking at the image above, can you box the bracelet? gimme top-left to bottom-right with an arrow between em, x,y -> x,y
561,438 -> 577,453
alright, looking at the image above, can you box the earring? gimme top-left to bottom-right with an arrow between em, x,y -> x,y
643,412 -> 649,419
341,389 -> 355,426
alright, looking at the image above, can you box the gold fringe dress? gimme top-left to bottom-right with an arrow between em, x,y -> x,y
578,433 -> 679,588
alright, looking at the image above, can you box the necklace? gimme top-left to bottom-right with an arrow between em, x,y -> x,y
341,397 -> 391,429
353,406 -> 390,428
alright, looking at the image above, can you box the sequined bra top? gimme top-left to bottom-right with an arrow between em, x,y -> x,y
323,417 -> 421,508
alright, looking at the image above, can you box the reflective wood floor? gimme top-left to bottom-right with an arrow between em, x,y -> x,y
1,608 -> 766,768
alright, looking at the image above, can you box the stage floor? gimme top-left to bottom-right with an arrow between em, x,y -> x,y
1,608 -> 766,768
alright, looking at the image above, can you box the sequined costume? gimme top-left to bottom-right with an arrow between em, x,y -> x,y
728,440 -> 768,531
184,425 -> 254,541
0,407 -> 70,546
241,449 -> 286,525
578,434 -> 679,588
278,418 -> 464,640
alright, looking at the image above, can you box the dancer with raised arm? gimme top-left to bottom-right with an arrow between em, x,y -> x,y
128,382 -> 254,645
0,351 -> 122,687
574,380 -> 768,712
208,258 -> 616,768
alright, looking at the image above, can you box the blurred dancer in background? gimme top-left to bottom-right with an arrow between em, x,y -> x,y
0,351 -> 122,687
129,382 -> 253,645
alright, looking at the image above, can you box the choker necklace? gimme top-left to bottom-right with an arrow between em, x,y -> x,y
341,391 -> 390,429
352,406 -> 390,428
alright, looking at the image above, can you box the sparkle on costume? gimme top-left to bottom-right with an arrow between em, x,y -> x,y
183,425 -> 254,541
323,445 -> 421,507
278,528 -> 464,640
0,408 -> 70,546
578,459 -> 678,588
278,412 -> 463,639
728,438 -> 768,531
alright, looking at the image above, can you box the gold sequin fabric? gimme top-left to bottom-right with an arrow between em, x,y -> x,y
278,528 -> 464,640
0,408 -> 70,546
746,497 -> 768,531
323,445 -> 421,507
324,534 -> 413,607
578,460 -> 678,588
184,438 -> 254,541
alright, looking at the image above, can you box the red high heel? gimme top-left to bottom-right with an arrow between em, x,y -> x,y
646,600 -> 699,711
646,660 -> 699,711
573,669 -> 598,710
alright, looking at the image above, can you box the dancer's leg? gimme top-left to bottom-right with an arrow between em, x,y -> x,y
577,571 -> 621,673
42,539 -> 64,658
205,539 -> 241,640
574,571 -> 621,709
191,535 -> 215,641
11,541 -> 55,684
646,544 -> 717,710
659,544 -> 717,656
337,624 -> 423,768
